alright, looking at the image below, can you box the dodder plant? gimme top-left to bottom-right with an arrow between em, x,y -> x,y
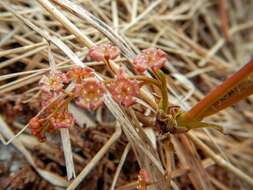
1,0 -> 253,189
28,43 -> 253,142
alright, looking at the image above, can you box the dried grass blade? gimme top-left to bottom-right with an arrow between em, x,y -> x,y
110,143 -> 131,190
50,0 -> 136,59
104,94 -> 169,190
48,45 -> 76,180
171,135 -> 214,190
60,128 -> 76,180
188,132 -> 253,187
67,125 -> 121,190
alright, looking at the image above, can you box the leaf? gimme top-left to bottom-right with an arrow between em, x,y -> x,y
178,119 -> 223,132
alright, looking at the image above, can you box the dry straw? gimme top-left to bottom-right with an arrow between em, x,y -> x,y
0,0 -> 253,190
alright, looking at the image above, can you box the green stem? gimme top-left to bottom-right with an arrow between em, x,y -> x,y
127,75 -> 160,87
157,70 -> 169,113
104,58 -> 116,75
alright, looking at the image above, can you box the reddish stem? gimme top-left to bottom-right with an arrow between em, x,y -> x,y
201,84 -> 253,118
183,58 -> 253,121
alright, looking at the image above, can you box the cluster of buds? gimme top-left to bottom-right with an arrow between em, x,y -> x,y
29,107 -> 75,142
29,43 -> 169,141
29,117 -> 47,142
29,71 -> 74,141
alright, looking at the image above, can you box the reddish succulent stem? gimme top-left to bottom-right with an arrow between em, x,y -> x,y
183,58 -> 253,121
201,85 -> 253,118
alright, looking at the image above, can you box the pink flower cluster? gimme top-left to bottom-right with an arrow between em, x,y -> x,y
29,43 -> 168,141
29,71 -> 74,141
66,66 -> 105,111
88,44 -> 168,74
107,69 -> 140,107
88,43 -> 120,61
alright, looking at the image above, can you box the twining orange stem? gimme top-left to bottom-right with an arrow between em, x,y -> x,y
183,58 -> 253,121
219,0 -> 229,40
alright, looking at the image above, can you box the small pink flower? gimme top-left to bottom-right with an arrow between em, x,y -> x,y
107,70 -> 140,107
88,43 -> 120,61
133,48 -> 168,74
39,71 -> 68,93
75,78 -> 105,111
50,110 -> 75,129
67,66 -> 93,83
